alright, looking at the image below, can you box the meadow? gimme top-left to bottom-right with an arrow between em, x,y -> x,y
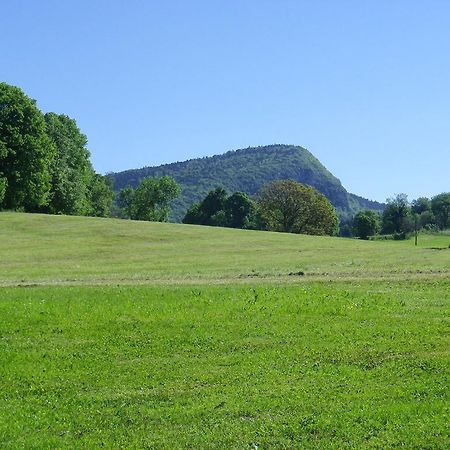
0,212 -> 449,285
1,213 -> 449,449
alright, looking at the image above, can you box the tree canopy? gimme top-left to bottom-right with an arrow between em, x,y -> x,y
44,113 -> 93,215
258,179 -> 338,235
118,176 -> 180,222
431,192 -> 450,229
381,194 -> 412,234
0,82 -> 55,210
0,83 -> 113,217
108,145 -> 384,222
352,210 -> 381,239
88,174 -> 115,217
182,188 -> 257,229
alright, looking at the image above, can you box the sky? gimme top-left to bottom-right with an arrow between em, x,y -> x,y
2,0 -> 449,203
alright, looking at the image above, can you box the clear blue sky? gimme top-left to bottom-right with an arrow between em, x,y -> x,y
2,0 -> 449,202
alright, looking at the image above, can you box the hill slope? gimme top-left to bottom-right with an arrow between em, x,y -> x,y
1,213 -> 449,448
1,212 -> 448,286
109,144 -> 384,221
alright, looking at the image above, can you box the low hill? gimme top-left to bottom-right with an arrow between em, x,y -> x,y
1,212 -> 448,286
108,144 -> 384,221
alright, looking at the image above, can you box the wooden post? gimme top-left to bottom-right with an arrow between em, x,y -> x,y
414,214 -> 418,246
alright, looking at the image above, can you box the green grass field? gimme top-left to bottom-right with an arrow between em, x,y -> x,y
1,213 -> 449,448
1,212 -> 449,285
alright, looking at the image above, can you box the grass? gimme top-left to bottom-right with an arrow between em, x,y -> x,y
0,212 -> 449,285
0,212 -> 449,448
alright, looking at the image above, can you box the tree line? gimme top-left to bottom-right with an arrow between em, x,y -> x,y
0,82 -> 113,215
2,82 -> 448,239
348,193 -> 450,240
0,83 -> 340,235
115,179 -> 339,236
108,143 -> 378,223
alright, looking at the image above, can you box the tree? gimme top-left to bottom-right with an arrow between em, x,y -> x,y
0,82 -> 55,210
258,179 -> 338,235
224,192 -> 257,228
44,113 -> 93,215
182,188 -> 227,226
352,210 -> 381,239
182,188 -> 258,229
88,174 -> 114,217
338,215 -> 354,237
117,186 -> 135,219
120,176 -> 180,222
418,210 -> 436,229
382,194 -> 412,234
431,192 -> 450,229
199,188 -> 228,225
183,202 -> 203,225
411,197 -> 431,215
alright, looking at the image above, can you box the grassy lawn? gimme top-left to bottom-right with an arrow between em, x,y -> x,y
0,213 -> 449,448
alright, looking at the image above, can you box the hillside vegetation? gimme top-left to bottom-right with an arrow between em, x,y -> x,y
109,145 -> 384,222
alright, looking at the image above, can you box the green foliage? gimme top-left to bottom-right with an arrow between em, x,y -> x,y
0,82 -> 56,210
382,194 -> 413,234
380,193 -> 450,234
338,216 -> 354,237
88,174 -> 114,217
258,179 -> 339,235
192,187 -> 228,225
0,177 -> 7,204
117,186 -> 135,219
411,196 -> 431,215
0,83 -> 112,218
182,188 -> 258,229
44,113 -> 93,215
182,201 -> 201,224
119,176 -> 180,221
418,209 -> 436,229
431,192 -> 450,229
225,191 -> 257,229
109,145 -> 384,222
352,210 -> 381,239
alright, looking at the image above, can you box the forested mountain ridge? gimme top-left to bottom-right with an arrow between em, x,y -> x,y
109,145 -> 384,221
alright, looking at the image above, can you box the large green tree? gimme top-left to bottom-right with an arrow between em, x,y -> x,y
411,197 -> 431,215
431,192 -> 450,229
224,192 -> 256,229
0,82 -> 55,210
182,188 -> 258,229
44,113 -> 93,215
353,210 -> 381,239
183,188 -> 228,226
119,176 -> 180,222
198,188 -> 228,225
381,194 -> 413,234
88,174 -> 114,217
258,179 -> 338,235
117,186 -> 135,219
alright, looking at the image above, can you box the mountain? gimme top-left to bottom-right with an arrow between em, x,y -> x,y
109,144 -> 384,222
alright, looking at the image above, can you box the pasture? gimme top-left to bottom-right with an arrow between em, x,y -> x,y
0,213 -> 449,448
